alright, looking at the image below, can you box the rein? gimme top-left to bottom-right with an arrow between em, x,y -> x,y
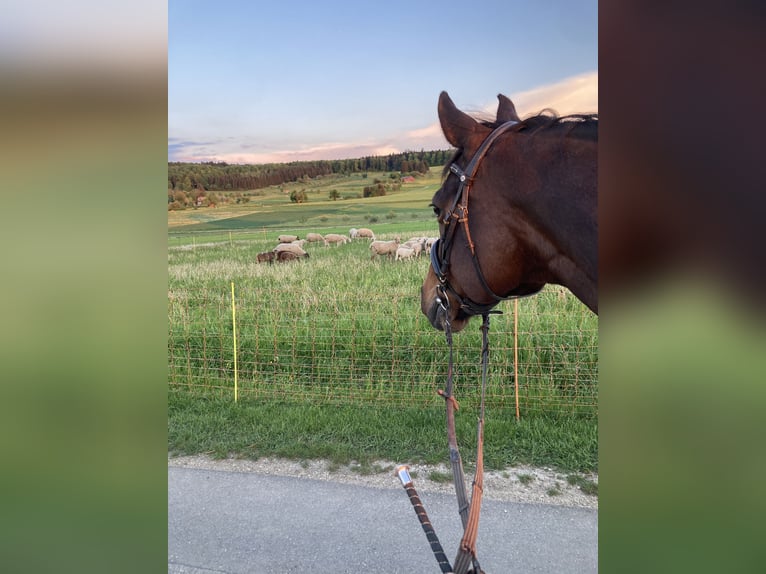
442,303 -> 491,574
399,121 -> 536,573
398,300 -> 492,574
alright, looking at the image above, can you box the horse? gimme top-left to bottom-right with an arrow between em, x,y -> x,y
421,91 -> 597,332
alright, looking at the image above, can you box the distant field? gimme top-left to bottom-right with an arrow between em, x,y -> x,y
168,167 -> 442,233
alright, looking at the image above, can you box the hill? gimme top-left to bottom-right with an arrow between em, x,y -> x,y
168,149 -> 453,193
168,167 -> 443,234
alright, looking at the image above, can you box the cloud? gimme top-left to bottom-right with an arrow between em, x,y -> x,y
169,71 -> 598,164
389,71 -> 598,154
173,140 -> 402,165
507,71 -> 598,117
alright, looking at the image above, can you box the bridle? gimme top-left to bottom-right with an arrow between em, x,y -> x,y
431,119 -> 541,319
399,120 -> 522,571
396,120 -> 538,573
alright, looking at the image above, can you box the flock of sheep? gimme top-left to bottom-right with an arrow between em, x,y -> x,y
255,228 -> 437,263
369,236 -> 437,261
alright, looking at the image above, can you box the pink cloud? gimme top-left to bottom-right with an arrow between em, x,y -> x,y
173,72 -> 598,164
180,141 -> 402,165
508,71 -> 598,116
391,71 -> 598,154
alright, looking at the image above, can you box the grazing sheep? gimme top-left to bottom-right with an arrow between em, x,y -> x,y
256,251 -> 276,264
425,237 -> 438,251
306,233 -> 325,244
277,234 -> 299,243
273,242 -> 309,257
349,228 -> 358,239
402,239 -> 425,257
370,239 -> 399,260
276,250 -> 300,262
291,239 -> 307,248
356,228 -> 375,241
324,233 -> 349,246
395,246 -> 417,261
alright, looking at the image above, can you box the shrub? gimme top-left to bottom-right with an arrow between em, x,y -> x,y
290,190 -> 308,203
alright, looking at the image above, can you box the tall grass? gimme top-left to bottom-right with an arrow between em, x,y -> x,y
168,231 -> 598,418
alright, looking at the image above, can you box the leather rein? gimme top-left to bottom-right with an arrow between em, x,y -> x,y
431,119 -> 542,318
399,121 -> 539,573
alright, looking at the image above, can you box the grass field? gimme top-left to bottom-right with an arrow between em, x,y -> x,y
168,167 -> 599,473
168,168 -> 442,233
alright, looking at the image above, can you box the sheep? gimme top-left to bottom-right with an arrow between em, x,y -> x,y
402,239 -> 425,257
395,246 -> 417,261
291,239 -> 307,248
306,233 -> 325,244
349,228 -> 358,239
277,234 -> 299,243
273,242 -> 309,258
356,228 -> 375,241
324,233 -> 349,246
276,250 -> 301,262
425,237 -> 438,251
370,239 -> 399,260
256,251 -> 276,264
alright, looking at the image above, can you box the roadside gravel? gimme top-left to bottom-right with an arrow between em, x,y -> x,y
168,455 -> 598,509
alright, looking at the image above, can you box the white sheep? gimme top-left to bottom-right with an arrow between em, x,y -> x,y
306,233 -> 326,244
395,246 -> 417,261
402,239 -> 425,257
278,234 -> 299,243
349,228 -> 358,239
370,239 -> 399,260
356,228 -> 375,241
324,233 -> 349,246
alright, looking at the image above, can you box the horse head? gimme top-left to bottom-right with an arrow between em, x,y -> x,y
421,92 -> 598,332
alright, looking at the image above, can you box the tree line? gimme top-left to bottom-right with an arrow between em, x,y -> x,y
167,149 -> 454,192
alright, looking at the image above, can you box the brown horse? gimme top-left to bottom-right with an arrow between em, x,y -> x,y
421,91 -> 597,332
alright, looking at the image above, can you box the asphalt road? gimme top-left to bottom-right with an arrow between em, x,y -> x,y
168,466 -> 597,573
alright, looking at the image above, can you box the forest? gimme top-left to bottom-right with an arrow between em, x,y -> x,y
167,149 -> 454,192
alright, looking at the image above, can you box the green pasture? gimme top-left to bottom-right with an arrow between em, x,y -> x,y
167,167 -> 598,473
168,168 -> 442,234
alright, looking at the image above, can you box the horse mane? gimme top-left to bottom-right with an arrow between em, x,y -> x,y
442,110 -> 598,178
490,110 -> 599,141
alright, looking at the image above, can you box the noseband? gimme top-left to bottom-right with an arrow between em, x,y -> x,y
431,119 -> 538,317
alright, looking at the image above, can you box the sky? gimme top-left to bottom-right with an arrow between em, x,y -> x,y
169,0 -> 597,164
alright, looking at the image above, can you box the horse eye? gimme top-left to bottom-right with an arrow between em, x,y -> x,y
430,204 -> 440,217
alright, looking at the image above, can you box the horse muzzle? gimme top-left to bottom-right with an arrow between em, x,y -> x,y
421,282 -> 472,333
422,290 -> 448,331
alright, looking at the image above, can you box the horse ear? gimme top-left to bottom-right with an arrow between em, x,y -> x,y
496,93 -> 520,123
438,91 -> 484,149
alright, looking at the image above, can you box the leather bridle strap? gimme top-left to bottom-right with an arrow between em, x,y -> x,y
434,120 -> 520,313
450,313 -> 491,574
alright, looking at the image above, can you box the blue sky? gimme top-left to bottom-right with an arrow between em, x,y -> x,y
169,0 -> 597,164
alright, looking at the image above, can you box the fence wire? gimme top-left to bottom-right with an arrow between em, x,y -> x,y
168,287 -> 597,417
